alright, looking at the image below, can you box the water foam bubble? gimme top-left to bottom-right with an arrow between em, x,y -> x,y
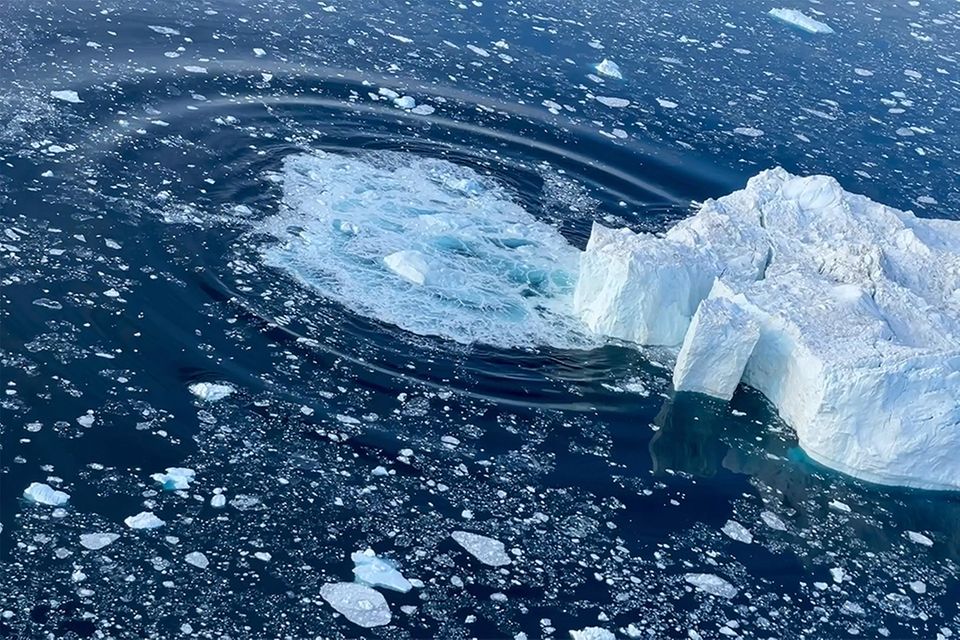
257,151 -> 592,350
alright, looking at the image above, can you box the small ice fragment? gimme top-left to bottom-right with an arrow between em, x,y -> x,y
210,494 -> 226,508
253,47 -> 266,57
595,96 -> 630,108
684,573 -> 738,598
183,65 -> 207,74
254,551 -> 272,561
594,59 -> 622,79
320,582 -> 392,628
148,25 -> 181,35
151,467 -> 196,491
830,567 -> 847,583
125,511 -> 165,529
721,520 -> 754,544
410,104 -> 435,115
351,549 -> 413,592
377,87 -> 399,99
80,533 -> 119,550
185,551 -> 209,569
451,531 -> 511,566
23,482 -> 70,506
384,250 -> 430,285
906,531 -> 933,547
768,8 -> 834,34
570,628 -> 616,640
829,500 -> 852,513
733,126 -> 764,137
656,98 -> 678,109
188,381 -> 235,402
51,90 -> 82,104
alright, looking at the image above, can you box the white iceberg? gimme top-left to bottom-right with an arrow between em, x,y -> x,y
684,573 -> 738,598
320,582 -> 392,628
188,381 -> 235,402
351,549 -> 413,592
594,59 -> 623,79
185,551 -> 210,569
574,168 -> 960,491
451,530 -> 512,566
768,8 -> 834,34
151,467 -> 195,491
570,627 -> 616,640
50,90 -> 82,103
125,511 -> 165,529
383,250 -> 431,286
23,482 -> 70,506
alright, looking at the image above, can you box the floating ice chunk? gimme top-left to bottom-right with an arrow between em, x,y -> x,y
451,531 -> 511,566
760,511 -> 787,531
185,551 -> 209,569
768,8 -> 834,34
188,381 -> 234,402
320,582 -> 392,628
148,25 -> 181,35
595,96 -> 630,108
906,531 -> 933,547
80,533 -> 119,550
721,520 -> 754,544
125,511 -> 165,529
210,494 -> 226,508
673,295 -> 761,400
384,250 -> 430,285
393,96 -> 416,109
351,549 -> 413,592
684,573 -> 738,598
258,151 -> 591,350
594,59 -> 622,79
733,126 -> 764,137
23,482 -> 70,506
574,168 -> 960,491
183,65 -> 207,74
50,90 -> 82,103
570,627 -> 616,640
151,467 -> 196,491
410,104 -> 435,116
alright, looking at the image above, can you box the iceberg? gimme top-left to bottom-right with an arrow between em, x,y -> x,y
23,482 -> 70,506
188,381 -> 235,402
80,533 -> 120,550
768,8 -> 834,34
594,59 -> 623,79
125,511 -> 165,529
351,549 -> 413,593
684,573 -> 738,598
320,582 -> 392,628
574,168 -> 960,491
150,467 -> 195,491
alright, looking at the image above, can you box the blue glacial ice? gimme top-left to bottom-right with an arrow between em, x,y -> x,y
351,549 -> 413,593
258,151 -> 593,350
23,482 -> 70,506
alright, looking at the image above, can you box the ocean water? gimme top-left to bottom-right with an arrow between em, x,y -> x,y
1,0 -> 959,638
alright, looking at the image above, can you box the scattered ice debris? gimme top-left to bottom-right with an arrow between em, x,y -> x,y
185,551 -> 210,569
570,627 -> 616,640
906,531 -> 933,547
451,531 -> 511,566
351,549 -> 413,593
50,90 -> 82,104
574,168 -> 960,491
594,59 -> 622,79
768,8 -> 834,34
124,511 -> 165,529
188,381 -> 235,402
23,482 -> 70,506
320,582 -> 392,628
684,573 -> 738,599
595,96 -> 630,108
80,533 -> 119,550
151,467 -> 196,491
721,520 -> 754,544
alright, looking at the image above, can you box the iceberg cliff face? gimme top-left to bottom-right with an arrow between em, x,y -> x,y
575,168 -> 960,491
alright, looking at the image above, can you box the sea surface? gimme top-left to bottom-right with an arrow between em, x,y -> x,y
1,0 -> 959,638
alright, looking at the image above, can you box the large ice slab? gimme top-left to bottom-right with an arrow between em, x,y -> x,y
320,582 -> 392,628
574,168 -> 960,491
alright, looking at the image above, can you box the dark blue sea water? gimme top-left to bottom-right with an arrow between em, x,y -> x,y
1,0 -> 959,638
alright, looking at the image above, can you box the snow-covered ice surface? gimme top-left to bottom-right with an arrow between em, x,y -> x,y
576,168 -> 960,491
451,530 -> 512,566
320,582 -> 392,628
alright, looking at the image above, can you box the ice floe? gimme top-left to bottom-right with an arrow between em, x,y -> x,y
684,573 -> 738,598
151,467 -> 195,491
594,59 -> 622,79
351,549 -> 413,592
124,511 -> 165,529
768,8 -> 834,34
320,582 -> 392,628
80,533 -> 120,550
50,90 -> 82,103
188,381 -> 235,402
574,168 -> 960,491
23,482 -> 70,506
451,530 -> 512,566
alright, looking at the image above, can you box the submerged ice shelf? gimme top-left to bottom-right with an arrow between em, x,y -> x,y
575,168 -> 960,491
